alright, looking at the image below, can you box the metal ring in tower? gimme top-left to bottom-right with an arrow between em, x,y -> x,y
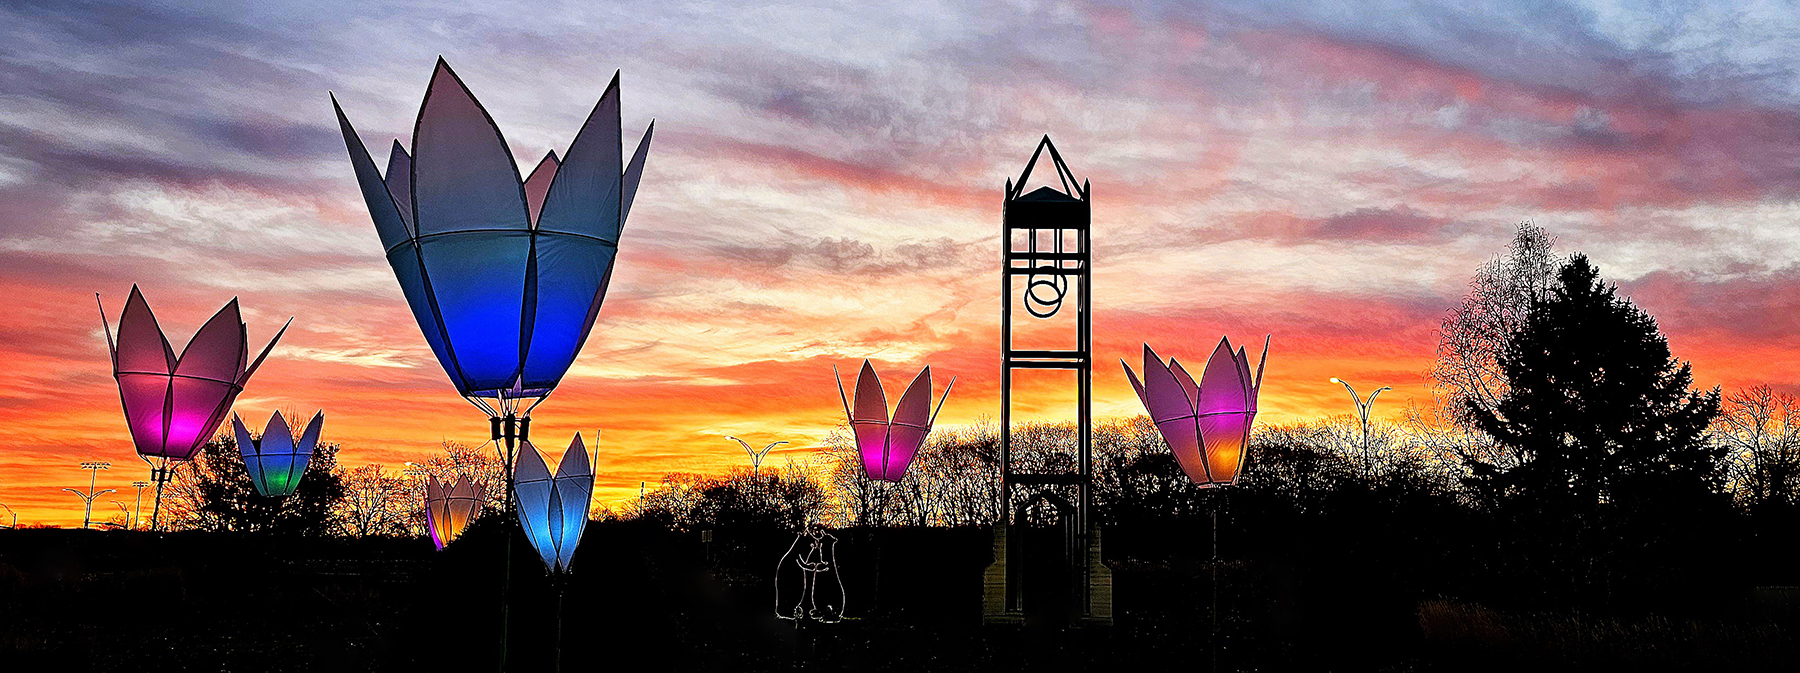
1025,267 -> 1068,318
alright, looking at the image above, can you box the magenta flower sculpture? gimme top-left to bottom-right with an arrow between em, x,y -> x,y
833,361 -> 955,482
331,58 -> 653,409
513,434 -> 594,573
1122,337 -> 1269,488
101,285 -> 289,463
231,410 -> 323,498
424,474 -> 486,550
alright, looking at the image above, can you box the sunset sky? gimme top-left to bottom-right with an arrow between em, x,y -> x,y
3,1 -> 1799,527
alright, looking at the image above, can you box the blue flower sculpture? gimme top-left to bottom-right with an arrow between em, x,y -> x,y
332,58 -> 653,403
513,434 -> 595,573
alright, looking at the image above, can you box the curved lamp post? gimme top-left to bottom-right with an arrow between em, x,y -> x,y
0,503 -> 16,529
1329,378 -> 1392,459
728,437 -> 788,477
65,461 -> 115,530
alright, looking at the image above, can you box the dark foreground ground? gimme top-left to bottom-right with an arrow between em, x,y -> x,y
2,522 -> 1795,672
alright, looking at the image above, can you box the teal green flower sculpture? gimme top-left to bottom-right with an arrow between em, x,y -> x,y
231,410 -> 323,498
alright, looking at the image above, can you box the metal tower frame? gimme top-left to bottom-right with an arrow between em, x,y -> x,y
985,136 -> 1111,625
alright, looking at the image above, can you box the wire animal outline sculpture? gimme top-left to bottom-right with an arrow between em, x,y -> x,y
775,523 -> 846,623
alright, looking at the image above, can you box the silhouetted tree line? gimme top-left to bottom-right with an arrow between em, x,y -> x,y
619,242 -> 1798,618
157,228 -> 1800,619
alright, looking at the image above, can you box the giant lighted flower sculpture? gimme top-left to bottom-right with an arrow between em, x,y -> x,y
424,474 -> 486,550
833,361 -> 956,482
513,434 -> 594,573
231,410 -> 323,498
1122,337 -> 1269,487
101,285 -> 289,462
331,58 -> 654,407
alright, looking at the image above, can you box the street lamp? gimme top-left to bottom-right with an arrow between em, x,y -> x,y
65,461 -> 116,530
727,437 -> 788,477
131,481 -> 150,530
1329,378 -> 1392,459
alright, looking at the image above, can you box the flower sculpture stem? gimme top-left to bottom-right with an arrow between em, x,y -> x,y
144,456 -> 171,532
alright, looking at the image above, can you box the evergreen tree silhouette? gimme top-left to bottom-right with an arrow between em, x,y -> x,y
1466,254 -> 1726,607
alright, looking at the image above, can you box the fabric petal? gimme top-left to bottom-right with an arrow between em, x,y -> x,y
386,243 -> 464,394
1121,359 -> 1148,410
425,475 -> 447,549
1138,345 -> 1197,425
239,318 -> 290,387
332,96 -> 412,252
551,434 -> 593,572
523,151 -> 560,226
114,286 -> 174,376
621,121 -> 654,227
851,361 -> 889,478
1168,357 -> 1201,410
165,376 -> 234,461
535,72 -> 621,239
411,58 -> 531,236
233,414 -> 262,491
1196,337 -> 1252,486
417,231 -> 531,394
520,233 -> 613,393
385,141 -> 415,234
511,439 -> 557,569
883,367 -> 933,481
173,299 -> 248,385
1196,337 -> 1250,420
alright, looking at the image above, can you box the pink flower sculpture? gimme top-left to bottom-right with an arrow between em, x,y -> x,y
424,474 -> 486,550
1121,337 -> 1269,488
101,285 -> 289,462
833,361 -> 955,482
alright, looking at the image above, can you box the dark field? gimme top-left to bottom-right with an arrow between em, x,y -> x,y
1,522 -> 1794,672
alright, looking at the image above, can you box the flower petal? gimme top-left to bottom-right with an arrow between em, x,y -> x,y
552,434 -> 594,572
172,298 -> 247,385
535,72 -> 621,240
1196,337 -> 1253,486
851,360 -> 889,479
883,367 -> 933,481
411,58 -> 531,236
385,141 -> 415,234
511,439 -> 557,569
332,96 -> 412,252
621,121 -> 654,227
114,285 -> 175,375
523,151 -> 560,226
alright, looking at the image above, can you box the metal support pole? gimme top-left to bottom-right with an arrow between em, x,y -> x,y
1212,507 -> 1219,673
554,580 -> 566,673
492,411 -> 523,673
1330,379 -> 1390,471
145,458 -> 170,532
